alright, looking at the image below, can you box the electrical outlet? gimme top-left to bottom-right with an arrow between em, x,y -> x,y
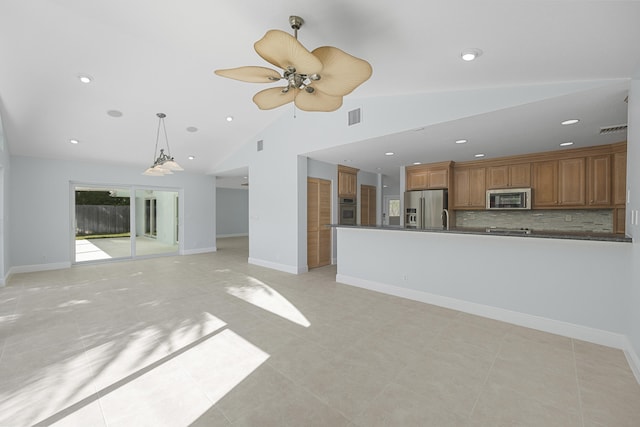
403,274 -> 408,281
564,215 -> 572,222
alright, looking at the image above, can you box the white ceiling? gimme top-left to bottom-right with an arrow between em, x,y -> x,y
1,1 -> 639,187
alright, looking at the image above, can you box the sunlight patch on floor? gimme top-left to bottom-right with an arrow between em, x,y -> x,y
226,276 -> 311,327
75,239 -> 111,262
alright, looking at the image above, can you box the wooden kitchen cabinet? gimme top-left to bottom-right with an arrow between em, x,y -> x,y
533,158 -> 586,207
532,160 -> 558,206
338,165 -> 358,198
406,161 -> 451,190
486,163 -> 531,189
613,150 -> 627,206
558,157 -> 586,206
453,167 -> 486,209
360,184 -> 377,225
587,154 -> 611,206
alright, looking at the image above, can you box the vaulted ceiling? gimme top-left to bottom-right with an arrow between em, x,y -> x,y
1,1 -> 639,184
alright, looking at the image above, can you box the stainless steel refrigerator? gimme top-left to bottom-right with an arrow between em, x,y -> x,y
404,189 -> 449,229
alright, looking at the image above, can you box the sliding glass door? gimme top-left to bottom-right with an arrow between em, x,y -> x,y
74,186 -> 132,262
73,185 -> 180,263
134,189 -> 179,257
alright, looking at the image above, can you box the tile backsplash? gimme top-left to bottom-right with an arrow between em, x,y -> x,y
455,209 -> 613,233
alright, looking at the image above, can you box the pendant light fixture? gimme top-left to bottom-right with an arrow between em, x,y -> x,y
143,113 -> 183,176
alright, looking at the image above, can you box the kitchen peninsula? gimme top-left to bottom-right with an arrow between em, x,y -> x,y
333,224 -> 632,352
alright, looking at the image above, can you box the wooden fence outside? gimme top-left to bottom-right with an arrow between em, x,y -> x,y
76,205 -> 130,236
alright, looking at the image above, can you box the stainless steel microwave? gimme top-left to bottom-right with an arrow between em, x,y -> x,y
486,188 -> 531,210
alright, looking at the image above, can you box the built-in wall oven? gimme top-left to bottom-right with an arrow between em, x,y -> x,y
339,198 -> 356,225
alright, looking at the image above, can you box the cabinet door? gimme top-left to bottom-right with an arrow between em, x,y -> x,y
407,171 -> 429,191
338,171 -> 357,198
468,168 -> 486,207
558,158 -> 586,206
613,151 -> 627,206
453,168 -> 485,208
587,155 -> 611,206
532,161 -> 558,206
486,166 -> 509,189
509,163 -> 531,187
453,169 -> 470,208
428,169 -> 449,189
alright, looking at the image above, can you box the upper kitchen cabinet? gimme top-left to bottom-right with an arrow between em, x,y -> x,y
338,165 -> 359,198
406,161 -> 452,191
453,166 -> 486,209
558,158 -> 586,206
534,157 -> 586,207
587,154 -> 611,206
532,160 -> 559,206
613,147 -> 627,206
486,163 -> 531,189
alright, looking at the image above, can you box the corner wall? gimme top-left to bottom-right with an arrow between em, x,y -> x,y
626,78 -> 640,378
0,114 -> 9,285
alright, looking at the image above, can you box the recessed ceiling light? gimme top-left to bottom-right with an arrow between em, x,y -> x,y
561,119 -> 580,125
226,116 -> 234,122
186,126 -> 198,132
413,162 -> 421,165
343,159 -> 352,163
243,176 -> 248,179
461,49 -> 482,61
188,155 -> 195,160
107,110 -> 123,118
474,153 -> 485,158
560,142 -> 574,147
455,139 -> 468,144
385,152 -> 394,156
78,74 -> 92,83
376,168 -> 382,171
69,139 -> 79,144
383,185 -> 388,188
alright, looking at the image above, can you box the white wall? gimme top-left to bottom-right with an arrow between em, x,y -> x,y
626,78 -> 640,370
0,113 -> 9,284
216,187 -> 249,237
337,228 -> 632,344
9,156 -> 215,271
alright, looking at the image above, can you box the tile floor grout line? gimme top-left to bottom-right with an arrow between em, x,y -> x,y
571,338 -> 587,427
467,331 -> 505,421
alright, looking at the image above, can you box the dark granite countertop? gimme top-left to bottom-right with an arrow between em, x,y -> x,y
329,224 -> 631,243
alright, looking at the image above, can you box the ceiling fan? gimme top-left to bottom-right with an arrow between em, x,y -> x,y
215,16 -> 372,112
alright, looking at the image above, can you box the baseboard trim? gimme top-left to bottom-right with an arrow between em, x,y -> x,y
624,338 -> 640,384
336,273 -> 632,353
248,257 -> 306,275
183,247 -> 217,255
9,262 -> 72,276
216,233 -> 249,238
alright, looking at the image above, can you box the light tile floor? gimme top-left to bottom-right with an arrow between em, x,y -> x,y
1,236 -> 639,426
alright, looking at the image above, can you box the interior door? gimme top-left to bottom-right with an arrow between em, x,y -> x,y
307,178 -> 331,269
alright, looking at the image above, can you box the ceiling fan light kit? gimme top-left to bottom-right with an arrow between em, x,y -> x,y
215,16 -> 372,112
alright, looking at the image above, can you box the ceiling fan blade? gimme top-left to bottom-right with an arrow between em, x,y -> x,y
255,30 -> 323,75
310,46 -> 373,96
214,66 -> 281,83
295,89 -> 343,112
253,87 -> 296,110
